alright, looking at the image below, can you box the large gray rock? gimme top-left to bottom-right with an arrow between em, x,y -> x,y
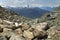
2,28 -> 12,37
35,22 -> 48,31
33,29 -> 47,38
23,30 -> 34,40
14,28 -> 22,36
46,27 -> 60,40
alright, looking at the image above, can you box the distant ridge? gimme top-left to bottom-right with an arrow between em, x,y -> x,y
5,7 -> 50,19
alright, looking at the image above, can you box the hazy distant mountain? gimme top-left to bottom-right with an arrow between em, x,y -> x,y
40,7 -> 54,11
5,7 -> 50,18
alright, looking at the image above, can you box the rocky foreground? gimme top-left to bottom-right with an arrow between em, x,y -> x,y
0,6 -> 48,40
0,18 -> 48,40
0,18 -> 60,40
0,6 -> 60,40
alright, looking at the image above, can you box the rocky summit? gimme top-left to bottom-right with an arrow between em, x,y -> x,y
0,6 -> 60,40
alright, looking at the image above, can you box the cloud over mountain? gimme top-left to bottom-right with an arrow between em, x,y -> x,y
0,0 -> 60,7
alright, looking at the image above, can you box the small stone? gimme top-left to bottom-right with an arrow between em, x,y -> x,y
3,28 -> 12,32
14,22 -> 19,27
3,20 -> 14,25
19,22 -> 23,26
48,36 -> 52,39
21,23 -> 30,30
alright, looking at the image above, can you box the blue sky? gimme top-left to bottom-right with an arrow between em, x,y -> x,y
0,0 -> 60,7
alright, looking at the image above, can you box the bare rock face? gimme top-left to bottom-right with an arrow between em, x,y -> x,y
0,18 -> 49,40
23,30 -> 34,40
14,22 -> 19,27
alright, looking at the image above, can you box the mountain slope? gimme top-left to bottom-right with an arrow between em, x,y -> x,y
0,6 -> 60,40
35,6 -> 60,40
0,6 -> 49,40
0,6 -> 31,22
5,7 -> 50,19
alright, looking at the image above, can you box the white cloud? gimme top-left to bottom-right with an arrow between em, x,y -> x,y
0,0 -> 28,7
0,2 -> 6,7
30,4 -> 43,7
0,0 -> 60,7
0,0 -> 36,7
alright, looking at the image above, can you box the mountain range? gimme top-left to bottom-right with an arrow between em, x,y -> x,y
40,7 -> 54,11
4,7 -> 53,19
